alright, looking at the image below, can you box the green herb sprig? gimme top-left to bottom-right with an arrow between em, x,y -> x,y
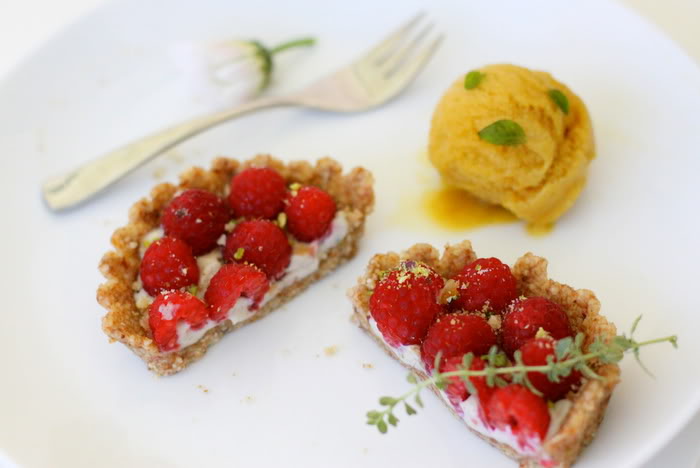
367,316 -> 677,433
548,89 -> 569,114
464,70 -> 485,90
478,119 -> 526,146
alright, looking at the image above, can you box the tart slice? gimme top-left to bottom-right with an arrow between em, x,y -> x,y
348,241 -> 620,467
99,155 -> 374,375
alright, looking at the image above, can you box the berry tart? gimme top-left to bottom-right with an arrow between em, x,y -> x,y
349,241 -> 620,467
99,154 -> 374,375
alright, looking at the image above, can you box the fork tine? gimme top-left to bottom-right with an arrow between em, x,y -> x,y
365,12 -> 426,65
381,22 -> 435,76
389,34 -> 444,90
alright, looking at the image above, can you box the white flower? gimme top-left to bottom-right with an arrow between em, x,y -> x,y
169,37 -> 314,112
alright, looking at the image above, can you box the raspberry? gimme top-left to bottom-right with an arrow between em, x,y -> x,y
369,261 -> 445,347
487,384 -> 551,447
502,297 -> 573,357
140,237 -> 199,296
148,291 -> 209,352
229,167 -> 287,219
421,313 -> 498,371
204,263 -> 270,322
284,186 -> 336,242
519,337 -> 581,401
450,257 -> 518,313
224,220 -> 292,279
161,189 -> 232,255
442,356 -> 495,410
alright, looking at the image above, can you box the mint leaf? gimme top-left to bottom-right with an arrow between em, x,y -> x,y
478,120 -> 526,146
464,70 -> 484,90
548,89 -> 569,114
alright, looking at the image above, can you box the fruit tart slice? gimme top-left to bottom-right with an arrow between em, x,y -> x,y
99,155 -> 373,375
348,241 -> 620,467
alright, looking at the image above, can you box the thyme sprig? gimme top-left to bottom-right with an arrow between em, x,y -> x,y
367,316 -> 677,433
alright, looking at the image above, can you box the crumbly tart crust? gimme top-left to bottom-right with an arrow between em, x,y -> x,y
348,241 -> 620,468
99,155 -> 374,376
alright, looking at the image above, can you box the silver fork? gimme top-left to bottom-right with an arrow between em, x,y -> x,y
42,13 -> 442,211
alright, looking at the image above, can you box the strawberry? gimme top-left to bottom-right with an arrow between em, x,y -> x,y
148,291 -> 209,352
284,186 -> 336,242
369,261 -> 445,347
442,356 -> 496,411
161,189 -> 231,255
204,263 -> 270,322
502,297 -> 573,357
224,219 -> 292,279
519,337 -> 581,401
421,313 -> 498,371
229,167 -> 287,219
140,237 -> 199,296
450,257 -> 518,314
487,384 -> 551,448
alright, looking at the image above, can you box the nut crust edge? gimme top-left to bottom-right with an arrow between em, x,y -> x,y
98,154 -> 374,375
347,240 -> 620,468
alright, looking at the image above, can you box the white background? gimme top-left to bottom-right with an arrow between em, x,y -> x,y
0,0 -> 698,467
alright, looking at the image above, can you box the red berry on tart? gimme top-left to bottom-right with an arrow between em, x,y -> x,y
502,296 -> 573,357
285,185 -> 337,242
161,188 -> 231,255
148,291 -> 209,352
450,257 -> 518,313
421,312 -> 498,371
369,260 -> 444,347
229,167 -> 287,219
205,263 -> 270,322
487,384 -> 551,448
140,237 -> 199,296
519,336 -> 581,401
224,219 -> 292,279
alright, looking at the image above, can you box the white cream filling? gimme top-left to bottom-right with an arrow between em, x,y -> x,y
196,249 -> 224,297
139,227 -> 165,257
366,316 -> 572,463
368,317 -> 425,372
138,211 -> 349,351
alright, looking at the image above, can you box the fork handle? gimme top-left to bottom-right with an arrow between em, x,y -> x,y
41,96 -> 296,211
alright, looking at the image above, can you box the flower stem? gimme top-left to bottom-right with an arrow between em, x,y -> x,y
270,37 -> 316,55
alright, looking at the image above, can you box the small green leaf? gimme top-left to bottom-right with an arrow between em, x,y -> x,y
577,363 -> 603,380
478,120 -> 526,146
463,376 -> 477,395
633,348 -> 655,378
670,336 -> 679,348
187,285 -> 199,296
377,420 -> 388,434
366,410 -> 380,420
405,403 -> 417,415
464,70 -> 485,90
414,393 -> 424,408
433,352 -> 444,374
522,374 -> 543,396
461,353 -> 474,370
630,315 -> 643,336
555,337 -> 573,360
406,373 -> 418,384
548,89 -> 569,114
494,376 -> 508,387
388,413 -> 399,426
379,396 -> 395,406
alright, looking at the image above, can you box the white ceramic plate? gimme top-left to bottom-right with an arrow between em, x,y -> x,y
1,1 -> 699,467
